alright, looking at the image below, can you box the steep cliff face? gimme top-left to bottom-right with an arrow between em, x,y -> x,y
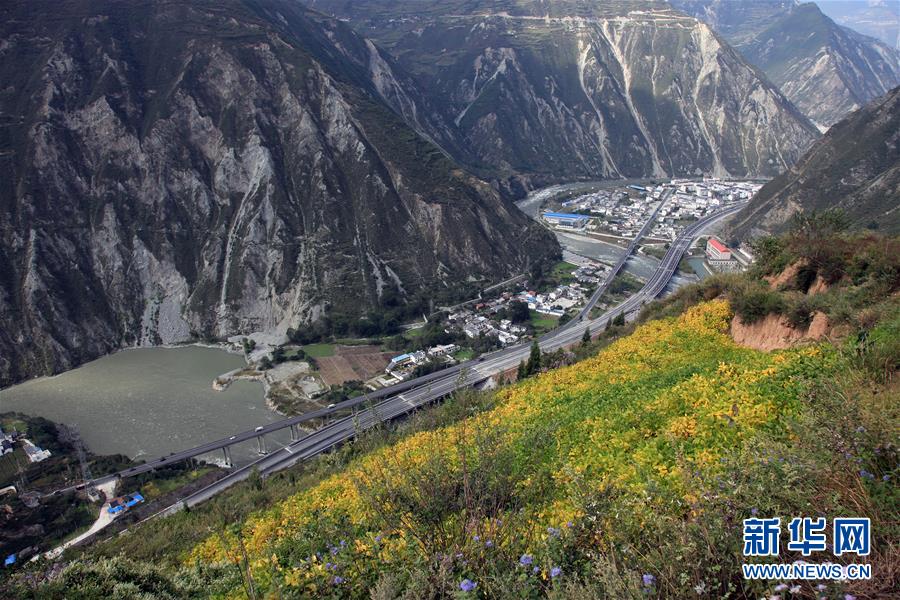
673,0 -> 900,129
307,0 -> 820,181
0,0 -> 557,386
729,85 -> 900,240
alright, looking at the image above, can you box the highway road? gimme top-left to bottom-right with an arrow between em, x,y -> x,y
153,200 -> 746,515
57,191 -> 674,496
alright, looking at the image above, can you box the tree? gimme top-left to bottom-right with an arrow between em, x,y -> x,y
507,300 -> 530,323
517,360 -> 527,380
581,326 -> 591,345
258,356 -> 273,370
613,313 -> 626,327
271,347 -> 285,363
525,339 -> 542,375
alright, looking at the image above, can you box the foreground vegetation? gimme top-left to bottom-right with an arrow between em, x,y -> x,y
5,227 -> 898,598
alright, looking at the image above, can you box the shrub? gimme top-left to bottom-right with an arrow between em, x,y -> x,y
730,284 -> 786,324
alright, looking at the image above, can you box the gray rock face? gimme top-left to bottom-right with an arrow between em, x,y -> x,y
673,1 -> 900,128
0,0 -> 557,386
308,0 -> 820,181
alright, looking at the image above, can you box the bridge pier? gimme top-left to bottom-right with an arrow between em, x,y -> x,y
289,424 -> 298,442
257,435 -> 268,455
222,446 -> 233,468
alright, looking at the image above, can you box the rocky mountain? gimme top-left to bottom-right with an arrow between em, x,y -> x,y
0,0 -> 557,386
729,85 -> 900,240
672,0 -> 900,128
669,0 -> 799,46
307,0 -> 820,185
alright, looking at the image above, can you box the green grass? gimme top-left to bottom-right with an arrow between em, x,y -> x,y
138,467 -> 217,501
403,327 -> 425,339
453,348 -> 475,362
0,448 -> 27,486
300,343 -> 336,358
529,310 -> 559,334
550,260 -> 577,283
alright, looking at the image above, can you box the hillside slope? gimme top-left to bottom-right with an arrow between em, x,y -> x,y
9,229 -> 899,598
729,85 -> 900,240
307,0 -> 819,183
0,0 -> 557,386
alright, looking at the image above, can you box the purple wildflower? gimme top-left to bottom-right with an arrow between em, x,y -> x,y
844,595 -> 856,600
550,566 -> 562,578
519,554 -> 533,566
642,573 -> 656,587
547,526 -> 560,537
883,474 -> 891,482
485,540 -> 493,548
459,579 -> 477,592
333,576 -> 344,585
859,469 -> 875,479
566,521 -> 573,528
374,535 -> 382,543
751,508 -> 759,516
533,566 -> 540,575
774,584 -> 788,592
473,534 -> 480,542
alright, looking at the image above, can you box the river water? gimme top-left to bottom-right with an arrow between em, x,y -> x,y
0,346 -> 286,466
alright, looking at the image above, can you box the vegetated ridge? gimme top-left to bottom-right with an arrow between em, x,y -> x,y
729,84 -> 900,240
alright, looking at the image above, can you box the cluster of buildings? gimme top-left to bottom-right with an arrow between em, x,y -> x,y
543,178 -> 762,243
0,426 -> 51,464
519,284 -> 587,317
704,237 -> 752,272
546,188 -> 660,239
451,312 -> 526,344
385,344 -> 460,380
650,179 -> 761,240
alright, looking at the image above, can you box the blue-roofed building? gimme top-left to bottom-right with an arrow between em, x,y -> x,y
4,554 -> 15,567
541,212 -> 589,229
108,492 -> 145,515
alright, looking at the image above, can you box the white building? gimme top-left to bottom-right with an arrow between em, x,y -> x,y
22,440 -> 51,463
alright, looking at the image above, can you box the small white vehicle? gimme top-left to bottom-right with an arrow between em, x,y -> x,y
254,426 -> 264,432
327,403 -> 336,409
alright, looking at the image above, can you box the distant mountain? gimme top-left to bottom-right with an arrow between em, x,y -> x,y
307,0 -> 819,185
669,0 -> 799,45
0,0 -> 557,386
729,85 -> 900,240
672,1 -> 900,128
817,0 -> 899,49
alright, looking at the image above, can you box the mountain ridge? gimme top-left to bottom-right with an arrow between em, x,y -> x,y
307,0 -> 821,182
0,0 -> 558,387
729,84 -> 900,240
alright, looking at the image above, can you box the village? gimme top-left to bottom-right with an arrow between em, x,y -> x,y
541,177 -> 762,242
212,179 -> 761,418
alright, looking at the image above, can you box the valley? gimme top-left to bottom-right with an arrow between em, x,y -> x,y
0,0 -> 898,597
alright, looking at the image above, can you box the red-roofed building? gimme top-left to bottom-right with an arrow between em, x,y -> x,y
705,237 -> 732,262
